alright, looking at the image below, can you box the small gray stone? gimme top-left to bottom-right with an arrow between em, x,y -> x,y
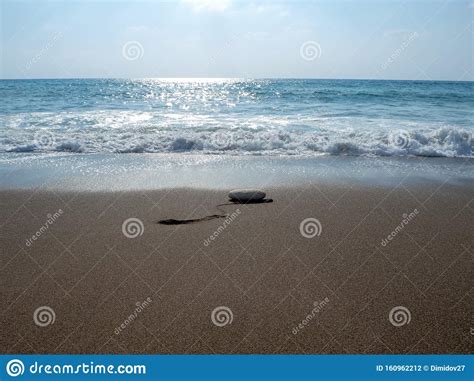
228,189 -> 266,202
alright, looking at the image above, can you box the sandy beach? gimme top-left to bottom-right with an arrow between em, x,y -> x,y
1,161 -> 472,354
1,2 -> 473,379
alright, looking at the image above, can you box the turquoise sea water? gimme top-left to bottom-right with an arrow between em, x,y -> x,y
0,79 -> 472,157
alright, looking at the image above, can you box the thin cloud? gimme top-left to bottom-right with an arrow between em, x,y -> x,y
182,0 -> 232,12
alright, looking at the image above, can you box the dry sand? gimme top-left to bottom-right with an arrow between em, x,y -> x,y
0,182 -> 472,354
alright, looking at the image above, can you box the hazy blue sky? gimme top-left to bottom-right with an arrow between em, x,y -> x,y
1,0 -> 472,80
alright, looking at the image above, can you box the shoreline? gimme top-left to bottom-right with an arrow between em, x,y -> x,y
0,153 -> 472,191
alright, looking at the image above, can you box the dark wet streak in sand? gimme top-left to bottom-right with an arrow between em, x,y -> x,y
158,199 -> 273,225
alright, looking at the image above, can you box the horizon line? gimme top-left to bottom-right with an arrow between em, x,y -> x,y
1,77 -> 473,83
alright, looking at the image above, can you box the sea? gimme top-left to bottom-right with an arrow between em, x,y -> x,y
1,78 -> 472,158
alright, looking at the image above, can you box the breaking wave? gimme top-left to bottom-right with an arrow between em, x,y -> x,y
1,122 -> 471,157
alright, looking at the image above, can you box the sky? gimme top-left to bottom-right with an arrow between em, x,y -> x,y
1,0 -> 473,80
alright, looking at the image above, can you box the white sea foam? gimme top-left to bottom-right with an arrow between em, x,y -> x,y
0,112 -> 472,157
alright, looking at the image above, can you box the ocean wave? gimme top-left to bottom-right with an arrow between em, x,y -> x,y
1,126 -> 471,158
2,79 -> 472,159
